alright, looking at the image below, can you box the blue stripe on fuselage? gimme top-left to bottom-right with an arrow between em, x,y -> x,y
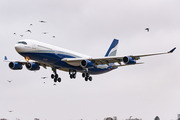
19,52 -> 116,75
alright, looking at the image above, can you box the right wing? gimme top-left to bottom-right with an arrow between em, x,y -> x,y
62,47 -> 176,67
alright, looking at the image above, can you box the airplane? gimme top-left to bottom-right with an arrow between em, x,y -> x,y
4,39 -> 176,83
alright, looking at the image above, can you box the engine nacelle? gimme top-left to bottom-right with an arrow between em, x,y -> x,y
9,62 -> 23,70
123,56 -> 136,65
80,60 -> 95,68
26,62 -> 40,71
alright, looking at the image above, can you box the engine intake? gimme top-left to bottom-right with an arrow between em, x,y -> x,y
80,60 -> 94,68
9,62 -> 23,70
26,62 -> 40,71
123,56 -> 136,64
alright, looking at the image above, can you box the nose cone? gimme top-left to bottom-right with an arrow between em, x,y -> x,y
15,44 -> 24,53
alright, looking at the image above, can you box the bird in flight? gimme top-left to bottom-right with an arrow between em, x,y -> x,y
30,24 -> 33,26
26,30 -> 32,33
53,36 -> 55,38
20,35 -> 23,37
145,28 -> 149,32
42,32 -> 48,34
41,76 -> 48,79
39,21 -> 46,23
8,110 -> 13,112
7,80 -> 13,83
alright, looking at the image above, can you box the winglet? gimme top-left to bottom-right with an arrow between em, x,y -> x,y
168,47 -> 176,53
4,56 -> 8,61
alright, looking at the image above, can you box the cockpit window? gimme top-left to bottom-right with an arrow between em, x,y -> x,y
17,41 -> 27,45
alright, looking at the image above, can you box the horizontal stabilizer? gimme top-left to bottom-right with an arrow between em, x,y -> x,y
4,56 -> 7,61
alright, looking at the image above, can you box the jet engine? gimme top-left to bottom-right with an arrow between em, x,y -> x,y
123,56 -> 136,64
80,60 -> 95,68
26,62 -> 40,71
9,62 -> 23,70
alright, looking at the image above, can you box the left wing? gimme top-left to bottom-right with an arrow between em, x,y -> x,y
4,56 -> 35,65
4,56 -> 52,70
62,47 -> 176,67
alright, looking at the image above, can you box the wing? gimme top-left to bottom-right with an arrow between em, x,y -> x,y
62,47 -> 176,67
4,56 -> 52,69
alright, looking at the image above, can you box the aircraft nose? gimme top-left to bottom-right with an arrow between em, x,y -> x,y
15,44 -> 20,52
15,44 -> 24,53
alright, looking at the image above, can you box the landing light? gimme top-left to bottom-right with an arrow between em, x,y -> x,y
25,56 -> 30,62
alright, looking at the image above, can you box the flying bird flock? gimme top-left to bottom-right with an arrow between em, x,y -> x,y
12,21 -> 57,85
13,20 -> 56,38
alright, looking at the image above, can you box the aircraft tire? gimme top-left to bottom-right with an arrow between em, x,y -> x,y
73,74 -> 76,78
89,76 -> 92,81
58,78 -> 61,82
51,74 -> 54,79
54,78 -> 57,82
55,74 -> 58,78
82,73 -> 85,78
85,77 -> 88,81
70,74 -> 73,79
86,73 -> 89,77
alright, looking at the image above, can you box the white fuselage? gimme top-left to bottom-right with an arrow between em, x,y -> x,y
15,39 -> 112,74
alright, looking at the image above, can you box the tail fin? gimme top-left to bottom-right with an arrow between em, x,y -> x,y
105,39 -> 119,57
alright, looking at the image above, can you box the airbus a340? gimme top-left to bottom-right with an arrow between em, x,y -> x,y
4,39 -> 176,83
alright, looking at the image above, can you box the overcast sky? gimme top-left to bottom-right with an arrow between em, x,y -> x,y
0,0 -> 180,120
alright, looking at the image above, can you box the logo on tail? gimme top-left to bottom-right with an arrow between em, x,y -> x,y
105,39 -> 119,57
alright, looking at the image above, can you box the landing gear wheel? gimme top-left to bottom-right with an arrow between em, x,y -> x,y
70,74 -> 73,79
69,69 -> 77,79
54,78 -> 57,82
72,74 -> 76,78
51,68 -> 62,83
85,77 -> 88,81
89,76 -> 92,81
70,74 -> 76,79
58,78 -> 61,82
86,73 -> 89,77
82,73 -> 85,78
55,74 -> 58,78
51,74 -> 55,79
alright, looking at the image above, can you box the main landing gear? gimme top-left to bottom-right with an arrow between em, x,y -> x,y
69,69 -> 93,81
82,73 -> 92,81
51,68 -> 61,83
50,68 -> 93,83
69,69 -> 76,79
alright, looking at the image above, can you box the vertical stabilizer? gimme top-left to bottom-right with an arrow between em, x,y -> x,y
105,39 -> 119,57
